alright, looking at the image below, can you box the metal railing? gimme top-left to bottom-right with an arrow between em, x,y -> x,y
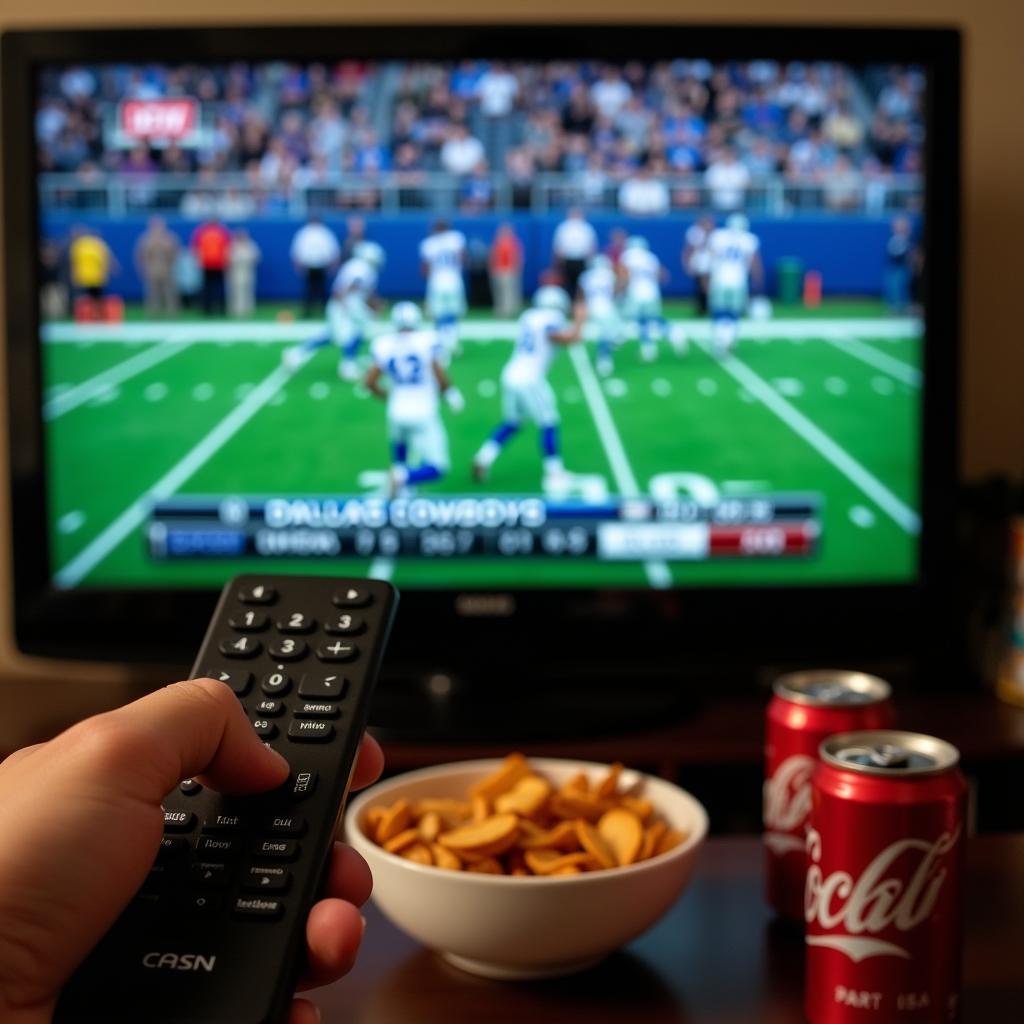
38,171 -> 923,218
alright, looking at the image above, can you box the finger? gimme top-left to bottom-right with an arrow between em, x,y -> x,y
287,998 -> 321,1024
57,677 -> 289,805
296,898 -> 365,991
321,842 -> 373,908
1,742 -> 45,768
350,733 -> 385,792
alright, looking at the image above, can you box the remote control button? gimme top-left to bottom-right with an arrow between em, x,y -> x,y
202,668 -> 252,695
144,862 -> 176,891
298,673 -> 347,700
131,891 -> 163,911
202,813 -> 245,833
266,814 -> 306,836
189,894 -> 221,916
162,810 -> 196,832
252,718 -> 277,740
316,641 -> 358,662
196,835 -> 240,859
233,896 -> 284,920
219,636 -> 261,659
179,778 -> 203,796
243,865 -> 292,892
287,719 -> 335,742
261,671 -> 292,696
238,584 -> 276,604
252,839 -> 300,861
324,613 -> 365,636
289,770 -> 318,800
229,610 -> 269,632
332,586 -> 372,608
191,862 -> 231,889
269,638 -> 308,661
295,701 -> 341,719
277,612 -> 316,634
254,699 -> 285,717
157,836 -> 189,859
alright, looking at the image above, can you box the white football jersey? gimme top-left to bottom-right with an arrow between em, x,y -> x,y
621,247 -> 661,300
333,257 -> 377,298
503,307 -> 566,386
419,230 -> 466,288
708,228 -> 759,288
372,330 -> 442,422
579,266 -> 618,316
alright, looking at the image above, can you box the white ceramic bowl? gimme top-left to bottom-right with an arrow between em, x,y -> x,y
344,757 -> 708,979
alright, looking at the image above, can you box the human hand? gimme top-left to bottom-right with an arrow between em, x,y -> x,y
0,677 -> 384,1024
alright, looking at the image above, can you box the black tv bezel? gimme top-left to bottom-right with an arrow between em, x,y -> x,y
2,23 -> 961,681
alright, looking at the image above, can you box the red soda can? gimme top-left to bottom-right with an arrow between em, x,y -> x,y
764,670 -> 895,919
805,731 -> 967,1023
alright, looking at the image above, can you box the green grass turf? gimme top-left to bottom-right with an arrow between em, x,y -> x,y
43,301 -> 921,589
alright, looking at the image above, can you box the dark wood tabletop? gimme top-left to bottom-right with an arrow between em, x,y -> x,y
308,833 -> 1024,1023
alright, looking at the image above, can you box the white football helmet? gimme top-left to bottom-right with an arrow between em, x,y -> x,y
533,286 -> 572,314
391,301 -> 423,331
588,254 -> 612,272
726,213 -> 750,232
625,235 -> 650,251
354,240 -> 385,268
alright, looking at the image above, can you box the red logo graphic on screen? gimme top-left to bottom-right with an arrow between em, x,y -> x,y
120,100 -> 198,141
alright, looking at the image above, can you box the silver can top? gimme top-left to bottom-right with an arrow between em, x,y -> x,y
821,730 -> 960,777
773,669 -> 891,708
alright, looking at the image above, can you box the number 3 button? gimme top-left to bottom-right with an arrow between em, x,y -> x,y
269,638 -> 307,661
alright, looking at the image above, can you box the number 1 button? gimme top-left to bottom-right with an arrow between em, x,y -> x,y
298,674 -> 348,700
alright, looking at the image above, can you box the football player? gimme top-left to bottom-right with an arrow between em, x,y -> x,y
619,235 -> 670,363
472,286 -> 584,487
282,239 -> 386,380
364,301 -> 464,498
419,220 -> 467,359
707,212 -> 763,357
577,253 -> 625,378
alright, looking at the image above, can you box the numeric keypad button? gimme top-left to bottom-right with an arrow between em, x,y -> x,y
229,610 -> 268,632
277,612 -> 315,634
200,668 -> 251,695
332,586 -> 372,608
316,641 -> 358,662
261,672 -> 292,696
298,673 -> 347,700
238,584 -> 276,604
219,636 -> 261,659
324,613 -> 365,636
269,638 -> 307,661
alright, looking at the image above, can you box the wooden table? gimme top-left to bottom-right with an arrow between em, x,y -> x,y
309,834 -> 1024,1023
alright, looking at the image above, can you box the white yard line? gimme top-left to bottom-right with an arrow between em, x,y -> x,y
568,344 -> 672,588
44,340 -> 192,419
42,317 -> 922,344
699,342 -> 920,535
55,364 -> 293,588
822,334 -> 922,387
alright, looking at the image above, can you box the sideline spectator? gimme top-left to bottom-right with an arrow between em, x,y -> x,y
704,146 -> 751,211
174,248 -> 202,310
290,216 -> 341,318
135,216 -> 180,317
340,217 -> 367,263
489,223 -> 523,318
618,164 -> 670,217
884,216 -> 915,313
227,228 -> 261,317
191,217 -> 231,315
39,239 -> 69,320
552,207 -> 597,297
682,214 -> 715,315
69,226 -> 118,301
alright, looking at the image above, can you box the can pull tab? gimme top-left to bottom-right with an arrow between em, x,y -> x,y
868,744 -> 911,769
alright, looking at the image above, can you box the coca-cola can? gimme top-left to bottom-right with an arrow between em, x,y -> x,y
805,731 -> 967,1024
764,670 -> 895,919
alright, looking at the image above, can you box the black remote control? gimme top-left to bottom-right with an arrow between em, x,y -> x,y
54,574 -> 397,1024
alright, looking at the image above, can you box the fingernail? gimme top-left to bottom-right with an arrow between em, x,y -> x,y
359,913 -> 367,936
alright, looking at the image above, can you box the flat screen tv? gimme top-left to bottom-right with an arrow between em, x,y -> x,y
1,24 -> 960,730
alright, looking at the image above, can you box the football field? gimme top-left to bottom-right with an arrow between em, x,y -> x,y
42,300 -> 921,589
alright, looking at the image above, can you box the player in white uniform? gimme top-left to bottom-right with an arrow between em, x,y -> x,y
619,236 -> 670,362
364,302 -> 464,498
282,240 -> 386,380
577,254 -> 626,378
419,221 -> 467,359
472,286 -> 584,485
707,213 -> 764,357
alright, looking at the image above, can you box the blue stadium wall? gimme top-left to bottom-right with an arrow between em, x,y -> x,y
41,212 -> 901,303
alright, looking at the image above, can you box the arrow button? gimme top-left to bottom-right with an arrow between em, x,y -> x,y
243,865 -> 292,893
198,667 -> 252,696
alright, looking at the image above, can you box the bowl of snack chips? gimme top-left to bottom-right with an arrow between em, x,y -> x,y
344,755 -> 708,979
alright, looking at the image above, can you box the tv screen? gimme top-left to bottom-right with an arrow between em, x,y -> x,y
34,51 -> 927,595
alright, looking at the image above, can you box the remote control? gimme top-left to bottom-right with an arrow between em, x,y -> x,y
54,574 -> 397,1024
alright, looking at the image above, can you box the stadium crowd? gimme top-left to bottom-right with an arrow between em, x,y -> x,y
36,59 -> 925,215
